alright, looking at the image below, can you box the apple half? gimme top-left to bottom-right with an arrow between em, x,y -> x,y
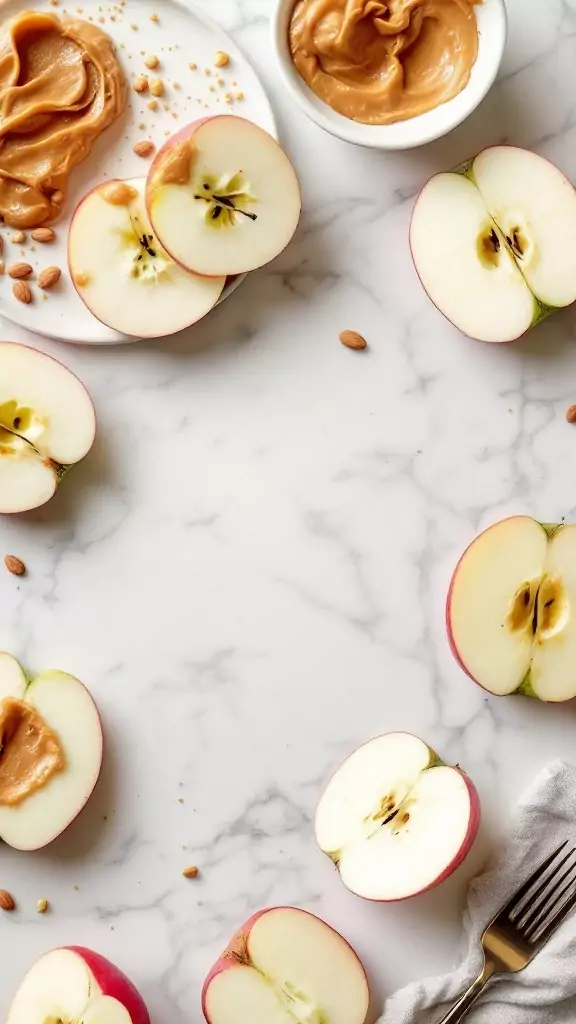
147,115 -> 301,277
410,146 -> 576,342
0,342 -> 95,513
7,946 -> 150,1024
315,732 -> 480,901
448,516 -> 576,701
0,652 -> 102,850
68,177 -> 225,337
202,907 -> 369,1024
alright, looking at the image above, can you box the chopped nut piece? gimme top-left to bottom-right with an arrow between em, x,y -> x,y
134,140 -> 155,158
147,100 -> 158,111
0,890 -> 15,911
236,91 -> 244,101
4,555 -> 25,576
149,77 -> 164,97
8,262 -> 32,279
36,899 -> 49,913
150,12 -> 159,22
144,54 -> 159,69
13,281 -> 32,303
31,227 -> 56,243
11,231 -> 25,244
189,62 -> 197,70
182,865 -> 199,878
38,266 -> 61,290
133,75 -> 148,94
224,92 -> 232,104
339,329 -> 367,350
214,50 -> 229,68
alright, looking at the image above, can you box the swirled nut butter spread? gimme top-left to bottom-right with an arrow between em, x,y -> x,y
0,10 -> 127,227
0,697 -> 64,805
289,0 -> 479,125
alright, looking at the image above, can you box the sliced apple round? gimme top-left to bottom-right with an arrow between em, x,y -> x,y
202,907 -> 369,1024
471,147 -> 576,309
448,516 -> 576,702
68,177 -> 225,337
315,732 -> 480,902
7,946 -> 150,1024
147,115 -> 301,277
0,652 -> 102,850
0,342 -> 95,513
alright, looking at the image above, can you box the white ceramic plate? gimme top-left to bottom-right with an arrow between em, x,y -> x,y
0,0 -> 277,344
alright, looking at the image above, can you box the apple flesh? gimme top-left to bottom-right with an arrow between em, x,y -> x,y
0,342 -> 95,513
447,516 -> 576,701
410,146 -> 576,342
7,946 -> 150,1024
0,652 -> 102,850
147,115 -> 301,277
315,732 -> 480,901
202,907 -> 369,1024
68,177 -> 225,337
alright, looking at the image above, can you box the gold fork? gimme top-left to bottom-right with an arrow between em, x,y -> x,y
438,840 -> 576,1023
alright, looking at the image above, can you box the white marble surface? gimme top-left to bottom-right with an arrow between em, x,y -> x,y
2,0 -> 576,1020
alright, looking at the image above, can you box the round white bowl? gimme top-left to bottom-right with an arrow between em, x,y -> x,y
271,0 -> 507,150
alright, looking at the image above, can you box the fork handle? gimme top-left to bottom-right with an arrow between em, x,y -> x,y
436,964 -> 496,1024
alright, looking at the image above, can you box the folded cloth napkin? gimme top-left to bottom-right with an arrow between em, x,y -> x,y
379,760 -> 576,1024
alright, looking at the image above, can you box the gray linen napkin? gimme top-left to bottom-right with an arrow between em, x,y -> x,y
379,760 -> 576,1024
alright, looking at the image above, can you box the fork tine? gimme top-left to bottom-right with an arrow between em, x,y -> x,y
505,841 -> 568,918
523,854 -> 576,939
516,847 -> 576,931
529,880 -> 576,947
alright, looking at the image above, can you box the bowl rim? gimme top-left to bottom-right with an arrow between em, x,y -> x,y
270,0 -> 508,151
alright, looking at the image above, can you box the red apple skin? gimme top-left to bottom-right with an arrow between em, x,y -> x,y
201,907 -> 370,1023
64,947 -> 150,1024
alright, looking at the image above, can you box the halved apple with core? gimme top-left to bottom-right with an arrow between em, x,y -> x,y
448,516 -> 576,701
410,147 -> 576,342
0,342 -> 95,513
7,946 -> 150,1024
315,732 -> 480,901
147,115 -> 301,277
202,907 -> 369,1024
68,177 -> 225,337
0,652 -> 102,850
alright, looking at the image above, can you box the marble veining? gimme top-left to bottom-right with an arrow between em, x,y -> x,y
2,0 -> 576,1020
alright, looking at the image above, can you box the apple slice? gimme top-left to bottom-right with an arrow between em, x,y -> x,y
410,171 -> 539,343
0,652 -> 102,850
315,732 -> 480,902
7,946 -> 150,1024
147,115 -> 301,277
0,342 -> 95,513
471,147 -> 576,309
68,177 -> 225,337
202,907 -> 369,1024
448,516 -> 576,702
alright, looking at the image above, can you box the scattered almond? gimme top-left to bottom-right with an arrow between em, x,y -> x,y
133,75 -> 148,94
11,231 -> 25,244
182,865 -> 199,879
339,329 -> 367,351
38,266 -> 61,290
4,555 -> 25,576
144,54 -> 159,69
133,140 -> 155,158
149,77 -> 164,97
31,228 -> 55,243
0,890 -> 15,911
0,261 -> 5,276
214,50 -> 229,68
13,280 -> 32,303
566,405 -> 576,423
8,262 -> 32,279
36,898 -> 49,914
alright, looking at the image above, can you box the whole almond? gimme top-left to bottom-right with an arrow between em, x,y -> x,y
566,405 -> 576,423
38,266 -> 61,289
182,865 -> 199,878
4,555 -> 25,576
0,890 -> 15,911
31,228 -> 55,243
13,280 -> 32,303
133,75 -> 148,93
8,262 -> 32,279
339,329 -> 367,351
133,140 -> 155,158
